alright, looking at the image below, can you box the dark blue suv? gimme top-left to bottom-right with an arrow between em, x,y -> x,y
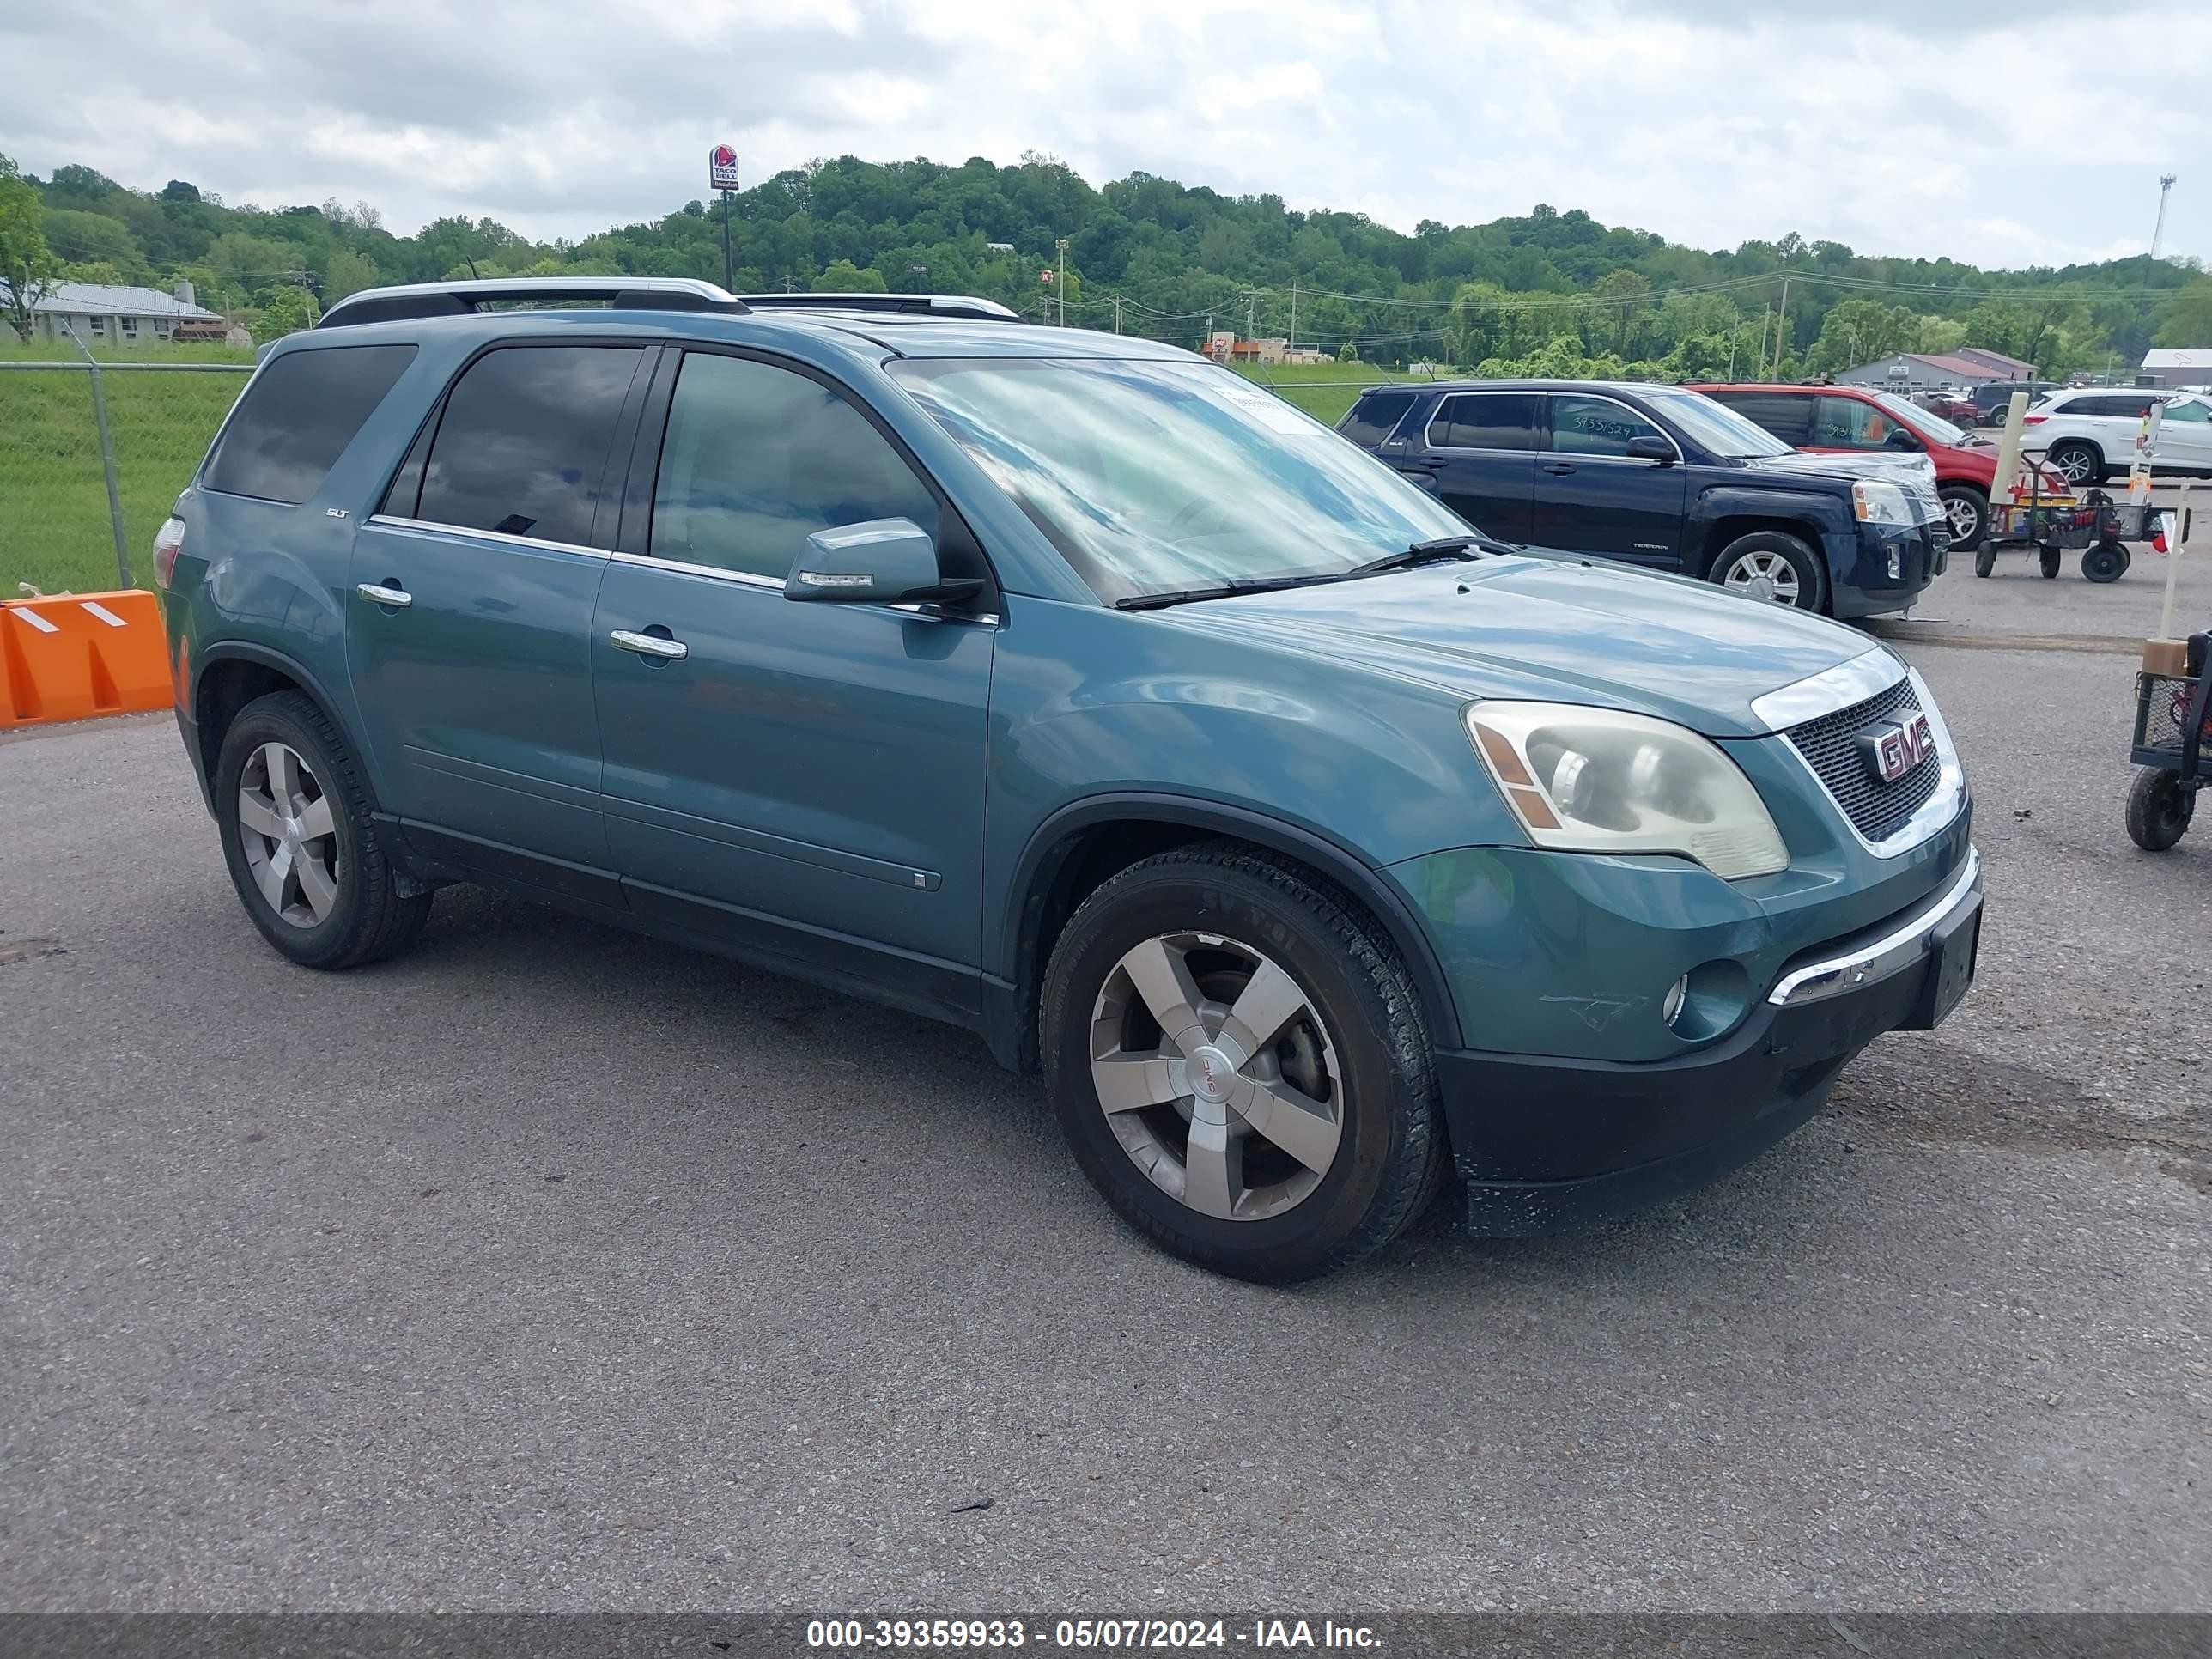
1338,380 -> 1948,617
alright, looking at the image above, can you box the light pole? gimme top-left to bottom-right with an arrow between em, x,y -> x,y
2152,173 -> 2179,264
1055,239 -> 1068,325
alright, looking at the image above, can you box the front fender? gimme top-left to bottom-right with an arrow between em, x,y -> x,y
1691,484 -> 1851,548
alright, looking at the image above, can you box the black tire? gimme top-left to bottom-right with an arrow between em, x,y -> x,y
215,690 -> 432,969
2039,545 -> 2063,580
2046,439 -> 2103,489
1973,543 -> 1997,579
2126,769 -> 2194,852
1939,484 -> 1988,551
1041,842 -> 1443,1282
1706,530 -> 1826,613
2081,542 -> 2126,584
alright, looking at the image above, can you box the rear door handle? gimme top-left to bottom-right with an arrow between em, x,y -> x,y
356,582 -> 412,607
1540,462 -> 1576,475
610,628 -> 688,661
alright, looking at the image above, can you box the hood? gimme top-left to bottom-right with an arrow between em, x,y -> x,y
1159,555 -> 1885,738
1747,448 -> 1937,487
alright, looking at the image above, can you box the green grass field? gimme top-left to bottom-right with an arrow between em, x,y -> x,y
1231,362 -> 1429,427
0,363 -> 250,593
0,352 -> 1425,597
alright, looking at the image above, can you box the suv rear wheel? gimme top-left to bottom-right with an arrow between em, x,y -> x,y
1709,531 -> 1824,611
2047,439 -> 2103,487
1041,843 -> 1443,1281
215,690 -> 431,969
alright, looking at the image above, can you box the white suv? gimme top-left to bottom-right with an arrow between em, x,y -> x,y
2022,387 -> 2212,486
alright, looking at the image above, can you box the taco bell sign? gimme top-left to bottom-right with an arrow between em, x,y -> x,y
708,145 -> 741,192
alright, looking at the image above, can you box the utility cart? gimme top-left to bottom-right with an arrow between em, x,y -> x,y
2129,637 -> 2209,851
1977,483 -> 2163,584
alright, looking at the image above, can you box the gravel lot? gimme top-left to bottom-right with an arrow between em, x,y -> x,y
3,562 -> 2208,1612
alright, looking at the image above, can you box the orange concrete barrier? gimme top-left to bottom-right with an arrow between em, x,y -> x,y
1,589 -> 173,730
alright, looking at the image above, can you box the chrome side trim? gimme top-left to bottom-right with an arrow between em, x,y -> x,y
365,514 -> 609,560
1768,848 -> 1980,1006
1747,648 -> 1905,732
610,549 -> 780,590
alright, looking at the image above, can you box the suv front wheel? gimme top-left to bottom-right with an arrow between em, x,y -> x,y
1041,843 -> 1443,1281
1709,530 -> 1825,611
215,690 -> 432,969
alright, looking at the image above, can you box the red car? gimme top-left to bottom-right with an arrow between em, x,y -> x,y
1691,383 -> 2058,551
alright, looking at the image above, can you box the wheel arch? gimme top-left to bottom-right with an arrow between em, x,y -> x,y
988,793 -> 1466,1072
193,642 -> 380,811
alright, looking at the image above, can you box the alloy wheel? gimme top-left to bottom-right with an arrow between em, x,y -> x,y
237,741 -> 341,927
1945,495 -> 1981,540
2052,447 -> 2095,485
1720,549 -> 1803,605
1088,932 -> 1343,1221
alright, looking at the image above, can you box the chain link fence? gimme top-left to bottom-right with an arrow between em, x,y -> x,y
0,361 -> 252,596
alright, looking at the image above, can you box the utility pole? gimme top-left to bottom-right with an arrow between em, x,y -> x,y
1289,282 -> 1297,356
1770,276 -> 1791,379
1055,238 -> 1068,326
1114,294 -> 1122,334
2151,173 -> 2179,263
1246,289 -> 1256,343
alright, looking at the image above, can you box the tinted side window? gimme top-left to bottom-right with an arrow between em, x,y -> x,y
204,343 -> 417,505
1707,391 -> 1812,445
1428,392 -> 1537,451
2076,395 -> 2156,419
417,346 -> 642,545
1812,395 -> 1895,448
1339,390 -> 1414,448
1548,395 -> 1664,457
2160,398 -> 2209,423
650,352 -> 939,580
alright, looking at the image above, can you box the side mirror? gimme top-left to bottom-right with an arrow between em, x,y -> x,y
1884,428 -> 1922,451
785,519 -> 982,607
1625,434 -> 1674,465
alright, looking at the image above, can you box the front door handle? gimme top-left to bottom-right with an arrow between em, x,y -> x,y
356,581 -> 412,607
610,628 -> 689,661
1540,461 -> 1576,475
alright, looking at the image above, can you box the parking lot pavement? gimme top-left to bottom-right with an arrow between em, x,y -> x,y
2,654 -> 2207,1614
1876,484 -> 2209,647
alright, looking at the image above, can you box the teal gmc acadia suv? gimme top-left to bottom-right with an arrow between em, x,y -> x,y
154,278 -> 1982,1281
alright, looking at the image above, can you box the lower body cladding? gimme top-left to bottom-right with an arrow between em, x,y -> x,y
1826,521 -> 1946,620
1400,845 -> 1984,1236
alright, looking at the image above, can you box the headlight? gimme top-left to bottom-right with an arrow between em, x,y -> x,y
1465,702 -> 1790,879
1852,480 -> 1913,526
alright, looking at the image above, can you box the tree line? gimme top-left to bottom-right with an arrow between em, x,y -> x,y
4,149 -> 2209,379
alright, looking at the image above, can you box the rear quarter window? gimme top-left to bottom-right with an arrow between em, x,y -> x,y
203,343 -> 418,505
1339,390 -> 1415,448
1707,391 -> 1812,445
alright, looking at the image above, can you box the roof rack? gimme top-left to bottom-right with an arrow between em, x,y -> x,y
316,276 -> 750,330
737,292 -> 1018,321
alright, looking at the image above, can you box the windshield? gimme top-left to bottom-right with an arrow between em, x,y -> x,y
1875,391 -> 1967,446
885,357 -> 1473,602
1638,387 -> 1794,459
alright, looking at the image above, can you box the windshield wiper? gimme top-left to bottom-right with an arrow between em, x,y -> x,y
1338,534 -> 1512,580
1114,574 -> 1332,611
1115,535 -> 1516,611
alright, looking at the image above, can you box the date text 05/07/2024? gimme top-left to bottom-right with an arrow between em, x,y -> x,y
805,1620 -> 1382,1650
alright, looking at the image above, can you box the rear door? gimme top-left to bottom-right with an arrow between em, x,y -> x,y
1397,391 -> 1538,542
1705,389 -> 1815,450
349,341 -> 649,884
1531,392 -> 1688,567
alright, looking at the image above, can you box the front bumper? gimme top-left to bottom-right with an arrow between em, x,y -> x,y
1435,849 -> 1983,1236
1827,520 -> 1944,619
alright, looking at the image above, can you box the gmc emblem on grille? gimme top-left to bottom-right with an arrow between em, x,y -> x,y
1858,709 -> 1935,784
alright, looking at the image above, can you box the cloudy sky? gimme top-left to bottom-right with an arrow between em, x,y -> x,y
4,0 -> 2207,270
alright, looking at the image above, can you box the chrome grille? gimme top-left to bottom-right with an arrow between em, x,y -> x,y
1784,677 -> 1944,844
